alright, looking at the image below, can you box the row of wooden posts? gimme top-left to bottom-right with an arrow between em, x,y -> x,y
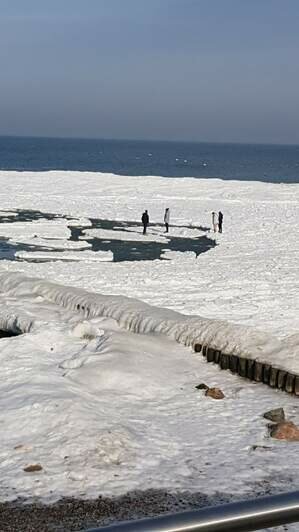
194,344 -> 299,396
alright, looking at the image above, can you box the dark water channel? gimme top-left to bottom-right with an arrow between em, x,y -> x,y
0,209 -> 66,261
70,219 -> 215,262
0,209 -> 216,263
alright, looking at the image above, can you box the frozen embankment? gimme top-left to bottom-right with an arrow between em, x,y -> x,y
0,271 -> 298,394
0,305 -> 33,336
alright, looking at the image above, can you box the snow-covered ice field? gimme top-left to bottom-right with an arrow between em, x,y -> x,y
0,171 -> 299,528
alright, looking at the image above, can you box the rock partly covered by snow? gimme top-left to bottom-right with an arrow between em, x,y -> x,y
270,421 -> 299,441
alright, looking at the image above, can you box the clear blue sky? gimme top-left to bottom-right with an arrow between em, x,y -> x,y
0,0 -> 298,144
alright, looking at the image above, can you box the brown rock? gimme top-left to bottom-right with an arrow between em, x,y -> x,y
270,421 -> 299,441
263,407 -> 285,423
24,464 -> 43,473
205,387 -> 225,400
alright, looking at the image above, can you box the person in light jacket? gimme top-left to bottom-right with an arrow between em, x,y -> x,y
141,210 -> 149,235
211,211 -> 217,232
164,208 -> 170,233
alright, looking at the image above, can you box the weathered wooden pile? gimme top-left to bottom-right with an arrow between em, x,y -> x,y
194,344 -> 299,396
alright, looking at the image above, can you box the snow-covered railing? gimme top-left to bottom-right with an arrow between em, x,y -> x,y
86,490 -> 299,532
0,272 -> 298,394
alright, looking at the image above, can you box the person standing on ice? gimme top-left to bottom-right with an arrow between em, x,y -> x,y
211,211 -> 217,232
164,208 -> 170,233
218,211 -> 223,233
141,210 -> 149,235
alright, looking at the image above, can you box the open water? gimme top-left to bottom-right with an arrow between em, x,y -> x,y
0,136 -> 298,183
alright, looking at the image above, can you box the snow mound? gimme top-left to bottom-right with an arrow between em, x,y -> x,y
0,272 -> 296,372
67,217 -> 92,227
94,426 -> 136,465
72,321 -> 104,340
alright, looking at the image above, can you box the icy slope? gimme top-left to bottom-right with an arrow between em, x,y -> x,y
0,272 -> 297,373
0,272 -> 299,503
0,306 -> 33,335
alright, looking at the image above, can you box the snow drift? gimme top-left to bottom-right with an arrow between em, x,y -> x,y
0,271 -> 297,373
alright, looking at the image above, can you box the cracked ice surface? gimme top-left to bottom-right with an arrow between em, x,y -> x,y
0,170 -> 298,507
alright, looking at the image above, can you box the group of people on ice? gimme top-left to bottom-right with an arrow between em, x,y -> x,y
212,211 -> 223,233
141,208 -> 170,235
141,208 -> 223,235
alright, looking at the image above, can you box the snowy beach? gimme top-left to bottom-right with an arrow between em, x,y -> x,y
0,171 -> 299,530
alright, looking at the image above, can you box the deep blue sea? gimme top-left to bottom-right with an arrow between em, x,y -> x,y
0,136 -> 298,183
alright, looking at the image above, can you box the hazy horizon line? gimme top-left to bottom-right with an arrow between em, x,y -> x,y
1,133 -> 299,149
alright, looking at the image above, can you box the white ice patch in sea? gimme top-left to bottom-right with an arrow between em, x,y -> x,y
10,237 -> 91,251
15,250 -> 113,262
0,220 -> 70,240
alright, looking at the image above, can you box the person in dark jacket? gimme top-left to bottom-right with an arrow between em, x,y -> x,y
218,211 -> 223,233
164,208 -> 170,233
141,210 -> 149,235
